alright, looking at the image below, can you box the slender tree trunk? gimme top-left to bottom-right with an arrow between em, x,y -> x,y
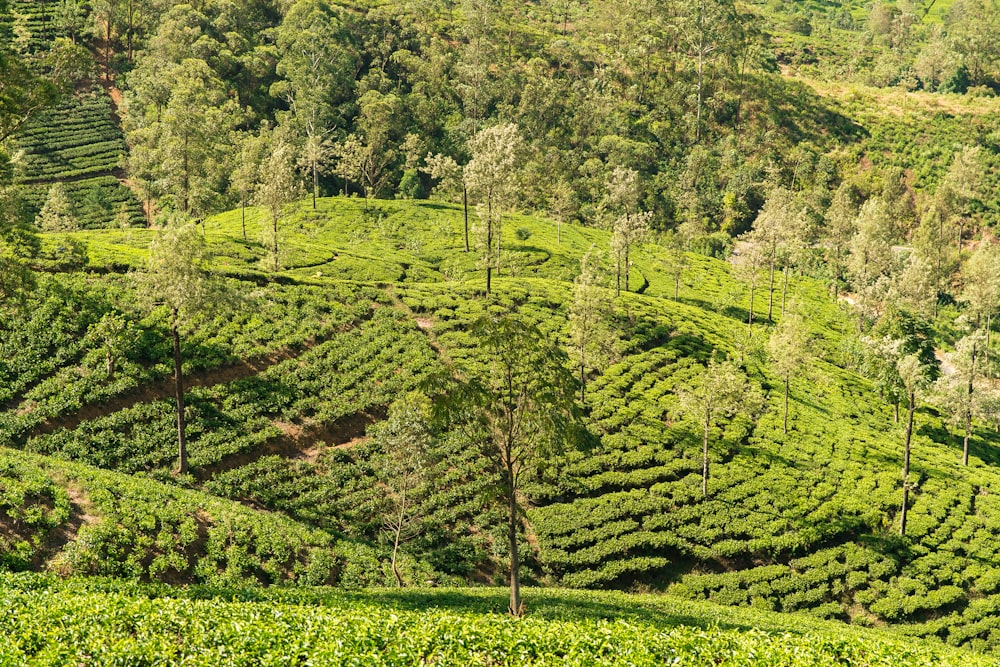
987,312 -> 992,380
900,389 -> 915,536
557,219 -> 561,244
391,490 -> 406,587
615,251 -> 622,297
486,198 -> 493,295
781,266 -> 790,316
894,398 -> 899,424
496,213 -> 502,276
312,159 -> 318,210
463,186 -> 470,252
172,313 -> 187,476
748,282 -> 755,327
783,374 -> 789,434
579,360 -> 586,404
675,273 -> 681,300
624,246 -> 630,293
272,213 -> 279,272
506,464 -> 521,617
695,0 -> 705,143
767,261 -> 775,321
964,341 -> 977,466
702,416 -> 710,496
241,197 -> 247,241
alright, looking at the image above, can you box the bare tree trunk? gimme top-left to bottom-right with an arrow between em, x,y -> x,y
781,266 -> 790,316
172,313 -> 187,476
767,261 -> 775,321
783,374 -> 789,434
241,197 -> 247,241
463,186 -> 470,252
964,341 -> 977,466
702,417 -> 710,496
312,159 -> 318,210
987,312 -> 993,380
391,491 -> 406,587
900,389 -> 914,536
674,273 -> 681,300
624,246 -> 630,293
486,198 -> 493,295
272,213 -> 279,272
507,465 -> 522,617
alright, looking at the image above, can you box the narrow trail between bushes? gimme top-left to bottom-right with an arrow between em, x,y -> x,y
22,343 -> 321,441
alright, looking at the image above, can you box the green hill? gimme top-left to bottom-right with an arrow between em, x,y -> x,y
2,197 -> 1000,653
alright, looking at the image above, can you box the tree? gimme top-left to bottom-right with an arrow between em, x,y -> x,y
661,232 -> 689,301
897,352 -> 932,536
273,0 -> 357,210
960,242 -> 1000,376
548,180 -> 576,245
733,241 -> 767,330
604,167 -> 650,296
824,181 -> 861,301
678,358 -> 757,496
90,0 -> 117,81
138,222 -> 217,475
452,315 -> 579,616
937,146 -> 984,249
231,128 -> 268,242
333,133 -> 364,197
86,312 -> 133,378
568,249 -> 615,403
464,123 -> 525,295
255,132 -> 300,272
745,187 -> 806,321
371,392 -> 432,587
848,197 -> 897,329
36,183 -> 78,232
125,59 -> 240,224
769,307 -> 809,434
934,331 -> 986,466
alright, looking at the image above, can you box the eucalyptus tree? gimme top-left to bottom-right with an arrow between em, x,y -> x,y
569,249 -> 615,403
255,131 -> 300,272
273,0 -> 358,210
464,123 -> 525,294
768,306 -> 809,434
451,315 -> 580,616
138,222 -> 218,475
678,358 -> 759,496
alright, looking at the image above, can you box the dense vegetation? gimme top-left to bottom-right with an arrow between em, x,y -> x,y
8,0 -> 1000,661
2,574 -> 995,666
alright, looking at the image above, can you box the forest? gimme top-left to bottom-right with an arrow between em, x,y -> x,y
6,0 -> 1000,664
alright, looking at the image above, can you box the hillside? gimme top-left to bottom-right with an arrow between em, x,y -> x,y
7,0 -> 1000,661
0,198 -> 998,654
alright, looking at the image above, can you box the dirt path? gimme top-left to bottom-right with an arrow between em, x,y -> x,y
196,407 -> 385,480
25,345 -> 313,440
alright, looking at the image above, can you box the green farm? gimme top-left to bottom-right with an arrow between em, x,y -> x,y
6,0 -> 1000,664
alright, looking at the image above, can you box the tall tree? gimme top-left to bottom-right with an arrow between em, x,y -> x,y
934,331 -> 986,466
452,315 -> 579,616
464,123 -> 525,295
255,131 -> 300,272
138,222 -> 217,475
371,392 -> 432,587
746,187 -> 806,321
678,358 -> 758,496
960,243 -> 1000,377
768,306 -> 809,434
273,0 -> 358,210
823,181 -> 861,301
604,167 -> 650,296
897,352 -> 932,536
568,249 -> 615,403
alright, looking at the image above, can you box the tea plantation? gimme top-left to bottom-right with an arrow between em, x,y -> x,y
0,574 -> 993,666
2,197 -> 1000,657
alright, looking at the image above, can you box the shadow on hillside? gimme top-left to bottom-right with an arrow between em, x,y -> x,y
333,588 -> 757,631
